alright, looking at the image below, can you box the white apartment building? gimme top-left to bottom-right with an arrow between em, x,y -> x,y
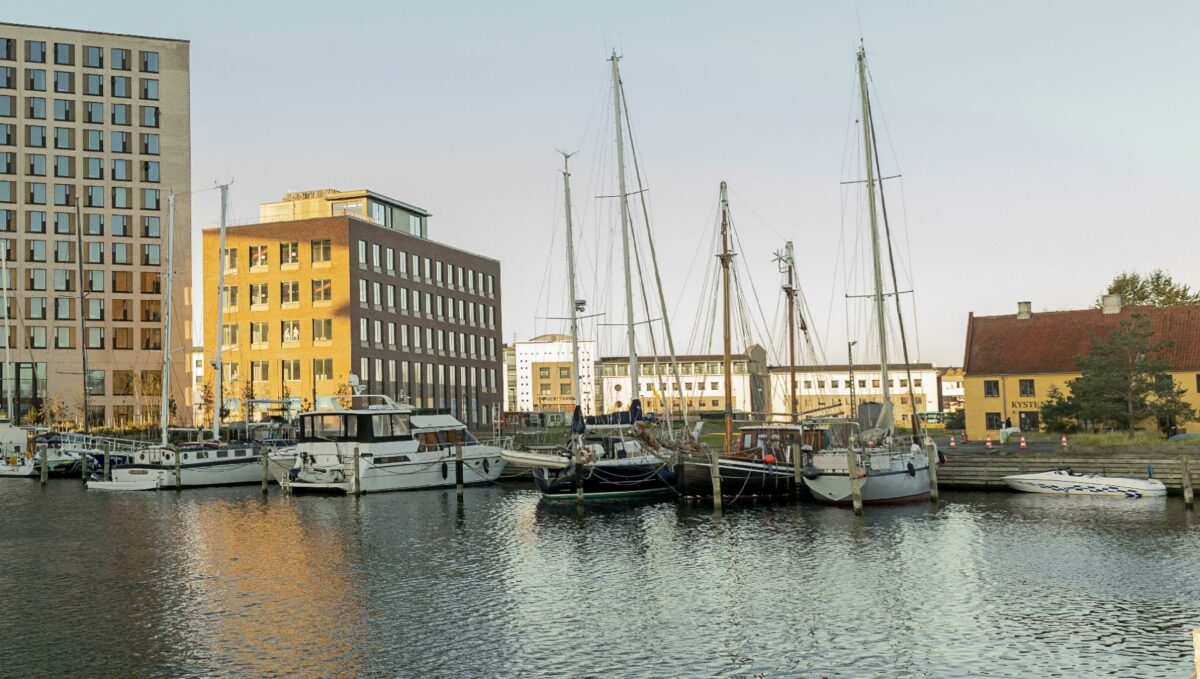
596,345 -> 768,416
768,363 -> 941,426
510,333 -> 597,415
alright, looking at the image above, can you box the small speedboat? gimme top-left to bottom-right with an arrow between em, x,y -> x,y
501,447 -> 571,470
87,479 -> 161,492
1003,469 -> 1166,498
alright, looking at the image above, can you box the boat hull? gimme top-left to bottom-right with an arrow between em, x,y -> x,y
110,454 -> 264,489
533,455 -> 674,500
87,479 -> 160,492
803,449 -> 932,505
674,456 -> 799,499
288,446 -> 507,494
1003,471 -> 1166,498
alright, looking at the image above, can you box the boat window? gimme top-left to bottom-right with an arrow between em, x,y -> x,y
235,449 -> 246,457
302,414 -> 357,441
417,432 -> 440,451
216,450 -> 228,459
195,452 -> 208,460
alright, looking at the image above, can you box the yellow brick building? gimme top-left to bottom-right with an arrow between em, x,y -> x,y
962,298 -> 1200,440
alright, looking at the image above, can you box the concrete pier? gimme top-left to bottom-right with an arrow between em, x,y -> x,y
938,446 -> 1200,493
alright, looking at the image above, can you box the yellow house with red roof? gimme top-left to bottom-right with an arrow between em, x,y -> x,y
961,295 -> 1200,440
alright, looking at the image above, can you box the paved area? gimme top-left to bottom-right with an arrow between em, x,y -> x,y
933,435 -> 1063,454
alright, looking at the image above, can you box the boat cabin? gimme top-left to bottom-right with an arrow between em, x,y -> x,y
735,425 -> 825,461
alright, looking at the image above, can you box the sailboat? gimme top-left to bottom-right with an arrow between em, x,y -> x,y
669,183 -> 801,503
93,188 -> 261,490
800,48 -> 935,507
522,53 -> 676,501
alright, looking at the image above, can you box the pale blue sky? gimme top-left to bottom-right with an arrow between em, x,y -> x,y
13,1 -> 1199,366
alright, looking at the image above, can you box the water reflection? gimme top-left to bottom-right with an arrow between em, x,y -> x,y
0,481 -> 1197,678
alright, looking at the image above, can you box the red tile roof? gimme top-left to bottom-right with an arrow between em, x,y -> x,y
963,305 -> 1200,375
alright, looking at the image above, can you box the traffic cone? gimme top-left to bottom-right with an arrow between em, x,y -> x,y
1019,435 -> 1027,449
1061,434 -> 1068,448
985,436 -> 992,449
949,435 -> 957,449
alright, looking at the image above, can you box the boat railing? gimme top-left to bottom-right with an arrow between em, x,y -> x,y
52,433 -> 160,457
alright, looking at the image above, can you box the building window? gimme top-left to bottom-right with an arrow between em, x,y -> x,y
1019,379 -> 1035,397
249,244 -> 268,268
357,240 -> 367,266
222,324 -> 239,347
312,318 -> 332,342
223,247 -> 237,271
249,282 -> 268,307
221,285 -> 237,308
985,412 -> 1003,430
140,51 -> 159,73
250,322 -> 268,347
140,78 -> 159,100
282,359 -> 300,382
251,361 -> 269,383
27,41 -> 46,63
280,241 -> 298,265
311,239 -> 331,263
312,279 -> 331,303
984,380 -> 1000,397
280,281 -> 299,305
281,320 -> 300,344
313,358 -> 333,380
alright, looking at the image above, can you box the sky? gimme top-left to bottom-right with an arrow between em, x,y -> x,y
12,1 -> 1199,367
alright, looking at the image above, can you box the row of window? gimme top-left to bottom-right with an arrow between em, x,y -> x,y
0,210 -> 164,236
0,183 -> 163,206
0,97 -> 161,128
0,325 -> 164,350
0,268 -> 160,293
0,72 -> 160,99
797,377 -> 925,390
1,154 -> 160,181
357,319 -> 497,359
0,124 -> 160,154
983,379 -> 1036,398
357,280 -> 496,327
224,239 -> 330,270
357,239 -> 496,298
0,240 -> 164,265
222,319 -> 332,346
222,279 -> 331,308
2,296 -> 161,321
0,40 -> 160,73
599,361 -> 750,377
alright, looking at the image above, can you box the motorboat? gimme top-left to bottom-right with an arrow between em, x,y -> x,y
0,426 -> 81,478
501,447 -> 571,470
106,441 -> 263,488
1002,469 -> 1167,498
87,478 -> 160,492
282,393 -> 509,494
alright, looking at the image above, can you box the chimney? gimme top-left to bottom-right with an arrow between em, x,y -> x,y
1102,294 -> 1123,315
1017,301 -> 1032,320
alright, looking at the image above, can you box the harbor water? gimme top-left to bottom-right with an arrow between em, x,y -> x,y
1,480 -> 1197,678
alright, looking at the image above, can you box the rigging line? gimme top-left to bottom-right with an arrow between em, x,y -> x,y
865,66 -> 920,440
728,187 -> 788,242
531,172 -> 563,340
671,193 -> 718,314
619,78 -> 687,426
728,211 -> 774,357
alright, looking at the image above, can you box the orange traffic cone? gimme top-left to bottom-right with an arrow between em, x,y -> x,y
1061,434 -> 1068,448
949,435 -> 957,449
985,436 -> 992,449
1019,435 -> 1027,449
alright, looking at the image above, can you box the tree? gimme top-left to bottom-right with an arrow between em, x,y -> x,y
199,379 -> 214,425
1067,315 -> 1196,437
240,380 -> 256,423
1038,385 -> 1079,433
335,379 -> 353,410
1097,269 -> 1200,308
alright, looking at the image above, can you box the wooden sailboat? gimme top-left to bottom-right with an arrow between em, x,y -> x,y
800,48 -> 936,508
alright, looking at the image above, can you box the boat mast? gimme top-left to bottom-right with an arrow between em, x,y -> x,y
560,152 -> 585,416
159,193 -> 175,446
1,237 -> 10,422
718,182 -> 734,455
213,184 -> 229,441
75,192 -> 88,433
782,242 -> 798,422
610,51 -> 639,409
857,48 -> 892,431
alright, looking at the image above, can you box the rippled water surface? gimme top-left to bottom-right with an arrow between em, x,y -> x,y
1,480 -> 1197,678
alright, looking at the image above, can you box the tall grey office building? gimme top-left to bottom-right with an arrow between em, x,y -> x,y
0,23 -> 190,426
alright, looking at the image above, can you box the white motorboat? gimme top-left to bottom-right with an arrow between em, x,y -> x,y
0,426 -> 81,478
106,442 -> 263,488
501,447 -> 571,470
87,478 -> 160,492
283,392 -> 509,494
1003,469 -> 1167,498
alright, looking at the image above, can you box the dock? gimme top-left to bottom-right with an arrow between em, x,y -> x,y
938,446 -> 1199,493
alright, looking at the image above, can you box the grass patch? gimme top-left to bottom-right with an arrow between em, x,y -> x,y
1066,431 -> 1191,447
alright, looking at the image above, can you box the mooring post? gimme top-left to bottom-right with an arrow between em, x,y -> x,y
103,445 -> 110,482
174,448 -> 181,490
352,445 -> 361,496
847,446 -> 863,515
38,439 -> 47,486
925,436 -> 939,503
574,449 -> 584,505
1182,454 -> 1194,510
455,443 -> 464,499
709,449 -> 723,511
261,447 -> 269,495
791,441 -> 803,498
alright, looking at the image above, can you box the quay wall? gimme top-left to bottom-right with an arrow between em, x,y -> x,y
939,446 -> 1199,492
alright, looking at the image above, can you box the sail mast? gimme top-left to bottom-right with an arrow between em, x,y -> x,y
560,152 -> 585,415
160,194 -> 175,446
782,242 -> 798,422
213,184 -> 228,441
718,182 -> 734,455
857,48 -> 892,429
610,51 -> 639,408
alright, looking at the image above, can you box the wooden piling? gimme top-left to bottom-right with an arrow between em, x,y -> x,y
261,447 -> 269,495
174,448 -> 181,490
926,436 -> 939,503
455,443 -> 464,499
1183,454 -> 1194,510
1191,628 -> 1199,679
846,447 -> 863,515
709,449 -> 723,511
80,446 -> 88,482
39,444 -> 47,486
574,450 -> 584,505
352,446 -> 362,496
102,445 -> 110,482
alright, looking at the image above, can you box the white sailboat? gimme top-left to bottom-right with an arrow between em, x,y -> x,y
94,187 -> 264,490
802,48 -> 935,507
